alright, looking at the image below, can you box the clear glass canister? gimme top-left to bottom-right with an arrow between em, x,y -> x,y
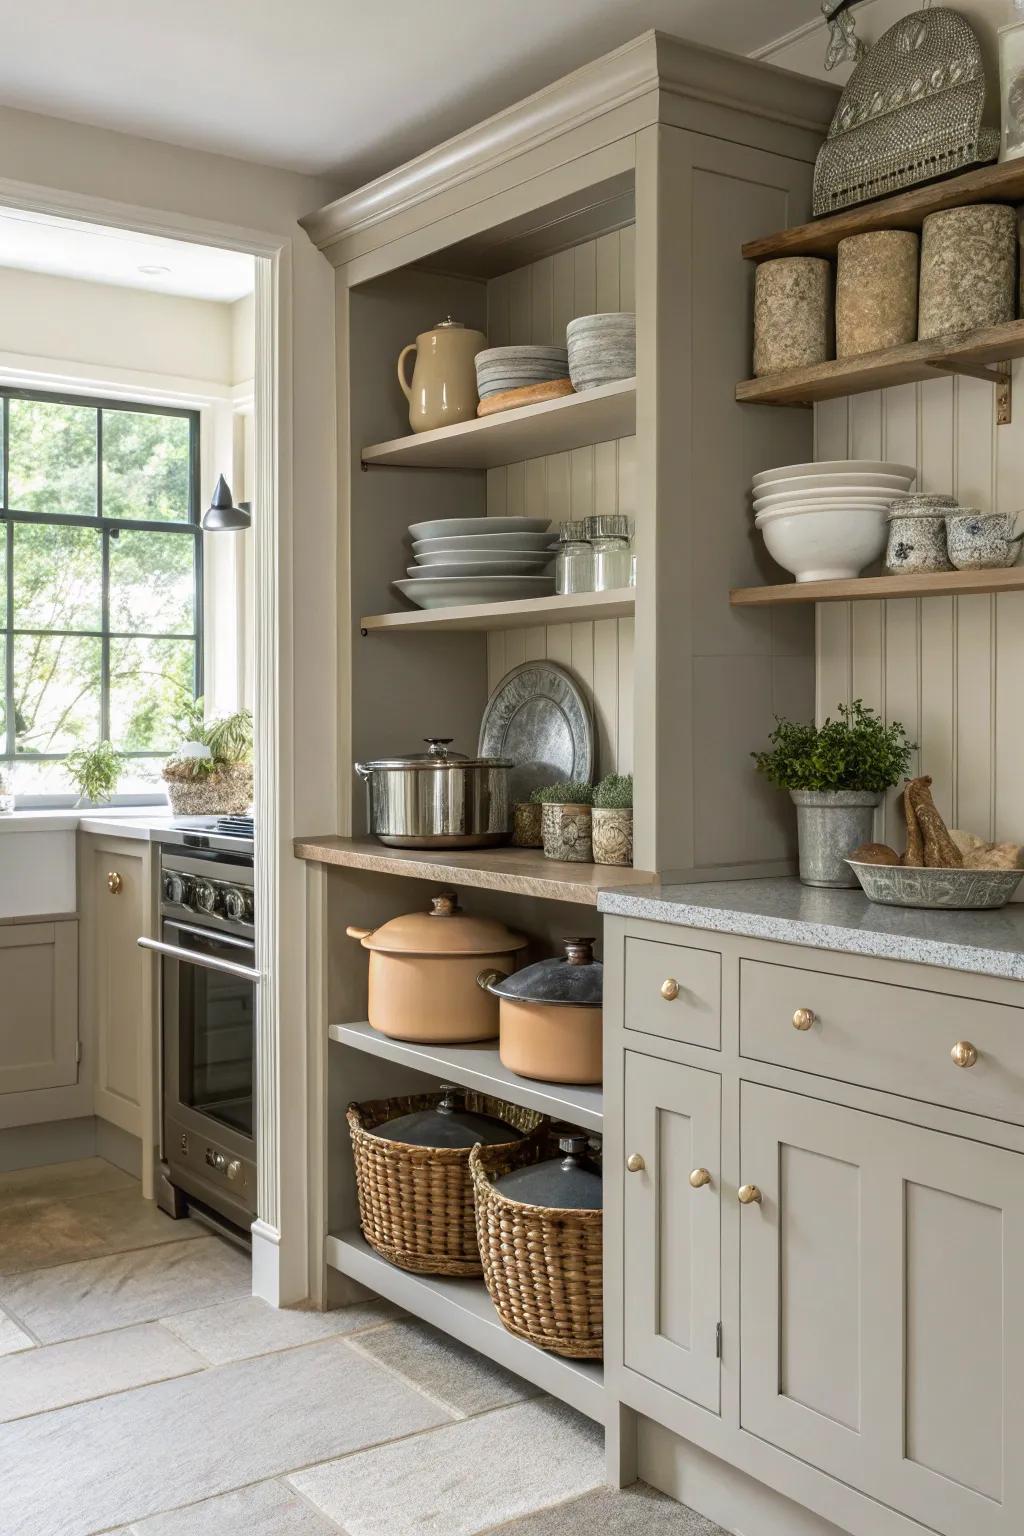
585,514 -> 632,591
555,520 -> 593,594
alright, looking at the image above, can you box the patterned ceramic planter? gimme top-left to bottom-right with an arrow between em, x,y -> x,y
541,802 -> 592,862
512,802 -> 543,848
592,807 -> 633,866
164,762 -> 253,817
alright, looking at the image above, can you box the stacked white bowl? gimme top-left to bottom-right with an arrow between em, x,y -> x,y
753,460 -> 917,582
395,516 -> 557,609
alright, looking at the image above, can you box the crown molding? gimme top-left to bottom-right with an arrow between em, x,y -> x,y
300,30 -> 837,255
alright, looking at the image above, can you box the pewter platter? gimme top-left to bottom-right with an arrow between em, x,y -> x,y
479,661 -> 593,804
847,860 -> 1024,910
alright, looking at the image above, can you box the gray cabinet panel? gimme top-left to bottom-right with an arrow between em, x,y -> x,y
624,937 -> 721,1049
623,1050 -> 721,1414
0,922 -> 78,1094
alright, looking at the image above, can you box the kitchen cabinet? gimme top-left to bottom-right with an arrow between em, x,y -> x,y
605,913 -> 1024,1536
0,921 -> 78,1093
622,1051 -> 721,1414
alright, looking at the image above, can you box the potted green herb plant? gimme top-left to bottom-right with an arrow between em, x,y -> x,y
162,697 -> 253,817
752,701 -> 914,887
592,773 -> 633,866
65,741 -> 125,807
535,781 -> 594,862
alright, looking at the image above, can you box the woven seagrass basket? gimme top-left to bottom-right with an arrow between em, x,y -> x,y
470,1132 -> 603,1358
347,1092 -> 546,1276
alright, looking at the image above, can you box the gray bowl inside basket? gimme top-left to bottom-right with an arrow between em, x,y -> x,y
846,860 -> 1024,910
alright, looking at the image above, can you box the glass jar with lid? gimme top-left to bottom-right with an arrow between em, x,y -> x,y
585,514 -> 632,591
555,519 -> 593,594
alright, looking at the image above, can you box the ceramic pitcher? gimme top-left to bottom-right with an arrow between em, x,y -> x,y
397,317 -> 485,433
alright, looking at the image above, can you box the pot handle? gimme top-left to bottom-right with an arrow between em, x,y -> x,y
353,763 -> 373,782
346,925 -> 374,942
476,967 -> 505,994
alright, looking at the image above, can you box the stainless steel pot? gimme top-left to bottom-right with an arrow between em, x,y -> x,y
355,738 -> 512,848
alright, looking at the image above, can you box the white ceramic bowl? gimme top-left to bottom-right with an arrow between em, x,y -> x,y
756,472 -> 912,498
752,459 -> 916,489
754,485 -> 909,511
755,504 -> 888,582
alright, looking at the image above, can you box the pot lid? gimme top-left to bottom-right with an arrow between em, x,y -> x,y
377,1084 -> 524,1149
356,737 -> 511,771
481,937 -> 602,1006
494,1134 -> 602,1210
355,891 -> 528,956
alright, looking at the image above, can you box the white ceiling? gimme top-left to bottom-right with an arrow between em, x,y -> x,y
0,209 -> 255,301
0,1 -> 823,181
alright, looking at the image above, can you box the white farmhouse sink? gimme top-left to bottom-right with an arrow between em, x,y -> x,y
0,816 -> 77,918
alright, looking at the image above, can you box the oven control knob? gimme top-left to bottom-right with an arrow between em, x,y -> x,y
226,1160 -> 242,1182
223,887 -> 248,922
193,879 -> 218,914
163,871 -> 190,905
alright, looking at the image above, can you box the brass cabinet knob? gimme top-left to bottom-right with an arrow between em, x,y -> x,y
660,978 -> 680,1001
226,1159 -> 242,1182
689,1167 -> 711,1189
792,1008 -> 816,1031
107,872 -> 123,895
737,1184 -> 762,1205
951,1040 -> 979,1069
626,1153 -> 646,1173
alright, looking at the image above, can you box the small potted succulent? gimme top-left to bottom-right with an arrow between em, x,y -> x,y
65,741 -> 125,807
592,773 -> 633,866
162,697 -> 253,817
536,781 -> 594,862
752,700 -> 914,888
512,788 -> 545,849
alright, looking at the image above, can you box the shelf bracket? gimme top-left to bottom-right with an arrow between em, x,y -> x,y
925,358 -> 1012,425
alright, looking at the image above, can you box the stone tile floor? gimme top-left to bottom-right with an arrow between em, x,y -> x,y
0,1158 -> 726,1536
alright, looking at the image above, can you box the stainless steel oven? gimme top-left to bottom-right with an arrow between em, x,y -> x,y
140,823 -> 257,1242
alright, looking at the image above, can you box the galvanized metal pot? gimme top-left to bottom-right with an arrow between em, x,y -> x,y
355,738 -> 511,848
790,789 -> 882,888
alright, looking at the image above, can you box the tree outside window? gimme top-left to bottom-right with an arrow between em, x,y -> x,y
1,390 -> 202,798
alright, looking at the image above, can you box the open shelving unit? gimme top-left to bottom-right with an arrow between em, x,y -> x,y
360,588 -> 634,635
730,567 -> 1024,607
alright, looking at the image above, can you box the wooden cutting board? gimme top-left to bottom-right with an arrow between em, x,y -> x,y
477,378 -> 575,416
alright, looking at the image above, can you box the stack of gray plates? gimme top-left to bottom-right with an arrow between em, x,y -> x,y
475,345 -> 569,400
396,516 -> 557,609
566,311 -> 635,391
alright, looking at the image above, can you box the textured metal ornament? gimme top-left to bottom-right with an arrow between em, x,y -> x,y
814,7 -> 999,216
822,0 -> 867,72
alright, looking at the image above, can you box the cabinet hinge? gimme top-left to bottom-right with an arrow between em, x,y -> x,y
715,1322 -> 722,1359
75,1040 -> 82,1065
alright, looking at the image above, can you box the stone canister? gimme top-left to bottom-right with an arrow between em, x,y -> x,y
753,257 -> 832,376
885,493 -> 957,574
397,317 -> 487,433
918,206 -> 1017,340
836,231 -> 919,358
541,802 -> 592,863
511,802 -> 543,849
591,807 -> 633,867
945,509 -> 1024,570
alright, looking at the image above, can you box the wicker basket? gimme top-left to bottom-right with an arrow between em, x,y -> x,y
347,1092 -> 546,1276
163,762 -> 253,817
470,1133 -> 603,1358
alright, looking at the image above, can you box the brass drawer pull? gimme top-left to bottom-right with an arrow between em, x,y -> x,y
107,871 -> 123,895
689,1167 -> 711,1189
951,1040 -> 978,1069
738,1184 -> 762,1205
792,1008 -> 815,1031
661,978 -> 680,1001
626,1152 -> 646,1173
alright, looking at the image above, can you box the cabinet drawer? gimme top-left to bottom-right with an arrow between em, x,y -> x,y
740,958 -> 1024,1125
625,937 -> 721,1049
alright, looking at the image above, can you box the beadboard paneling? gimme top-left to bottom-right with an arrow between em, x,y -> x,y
815,363 -> 1024,852
485,232 -> 635,777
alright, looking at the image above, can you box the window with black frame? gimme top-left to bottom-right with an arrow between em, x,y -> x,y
1,389 -> 202,799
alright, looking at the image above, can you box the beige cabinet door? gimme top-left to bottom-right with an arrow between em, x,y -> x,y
622,1050 -> 721,1413
739,1082 -> 1024,1536
87,844 -> 146,1136
0,922 -> 78,1092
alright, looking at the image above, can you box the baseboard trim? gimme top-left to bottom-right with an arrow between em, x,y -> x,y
95,1118 -> 142,1181
251,1217 -> 281,1305
0,1116 -> 97,1171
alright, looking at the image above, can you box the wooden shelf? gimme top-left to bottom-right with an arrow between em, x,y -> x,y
742,160 -> 1024,263
330,1021 -> 603,1131
737,322 -> 1024,409
360,587 -> 634,634
326,1229 -> 604,1421
293,836 -> 655,906
361,377 -> 635,470
731,567 -> 1024,607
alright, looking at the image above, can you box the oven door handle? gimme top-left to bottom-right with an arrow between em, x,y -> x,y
137,936 -> 262,983
163,918 -> 255,954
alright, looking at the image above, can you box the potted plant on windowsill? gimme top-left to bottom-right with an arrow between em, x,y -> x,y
162,697 -> 253,817
65,741 -> 125,807
536,781 -> 594,862
592,773 -> 633,866
752,701 -> 914,888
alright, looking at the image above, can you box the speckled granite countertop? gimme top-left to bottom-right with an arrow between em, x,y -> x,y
597,877 -> 1024,982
